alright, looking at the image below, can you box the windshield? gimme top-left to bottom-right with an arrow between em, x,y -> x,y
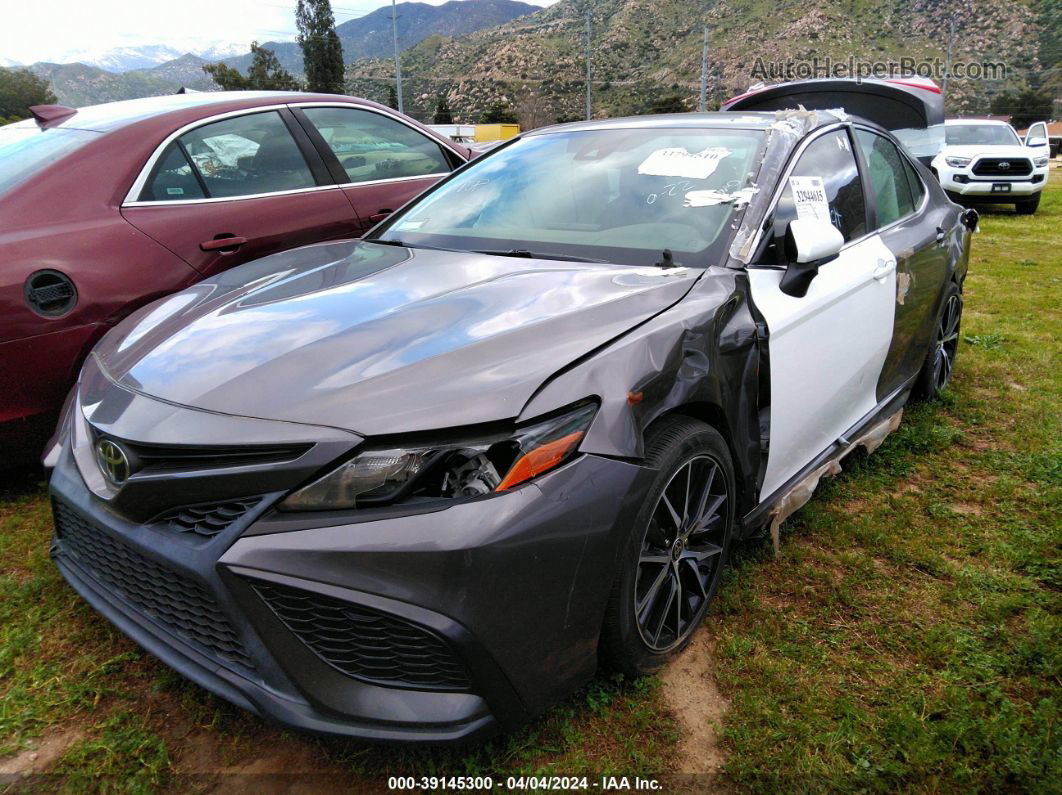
374,127 -> 767,267
0,122 -> 99,195
945,124 -> 1020,147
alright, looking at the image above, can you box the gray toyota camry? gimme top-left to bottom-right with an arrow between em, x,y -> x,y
47,102 -> 976,742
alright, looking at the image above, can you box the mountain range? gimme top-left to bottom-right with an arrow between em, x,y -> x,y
218,0 -> 537,76
345,0 -> 1054,123
6,0 -> 1056,119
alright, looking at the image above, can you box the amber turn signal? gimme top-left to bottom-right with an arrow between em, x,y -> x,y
495,431 -> 585,491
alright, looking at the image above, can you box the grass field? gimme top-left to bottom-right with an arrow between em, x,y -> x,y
1,173 -> 1059,792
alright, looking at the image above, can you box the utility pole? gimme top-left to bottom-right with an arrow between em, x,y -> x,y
942,17 -> 955,105
391,0 -> 404,113
584,6 -> 592,120
699,25 -> 710,112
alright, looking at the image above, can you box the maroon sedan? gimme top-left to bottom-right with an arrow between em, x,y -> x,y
0,91 -> 470,462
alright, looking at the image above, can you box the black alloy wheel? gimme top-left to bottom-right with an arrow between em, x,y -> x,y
601,416 -> 734,675
635,453 -> 729,652
915,281 -> 963,400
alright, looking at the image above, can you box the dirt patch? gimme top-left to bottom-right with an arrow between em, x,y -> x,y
0,728 -> 85,776
660,628 -> 729,779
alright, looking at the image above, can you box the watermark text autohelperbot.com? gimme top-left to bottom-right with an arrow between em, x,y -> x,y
750,57 -> 1007,82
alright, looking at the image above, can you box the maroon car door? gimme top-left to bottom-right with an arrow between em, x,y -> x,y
121,108 -> 359,277
292,105 -> 456,236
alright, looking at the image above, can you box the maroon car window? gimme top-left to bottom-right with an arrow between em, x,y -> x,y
140,111 -> 316,201
855,129 -> 915,228
300,107 -> 450,184
142,144 -> 206,201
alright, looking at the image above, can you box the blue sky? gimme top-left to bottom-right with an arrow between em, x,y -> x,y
0,0 -> 558,65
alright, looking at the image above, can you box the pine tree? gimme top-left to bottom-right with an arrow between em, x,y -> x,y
433,95 -> 453,124
204,43 -> 301,91
296,0 -> 345,94
0,69 -> 57,122
387,85 -> 399,110
480,102 -> 518,124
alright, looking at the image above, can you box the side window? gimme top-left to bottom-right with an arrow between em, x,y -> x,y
142,144 -> 205,201
855,129 -> 915,228
902,157 -> 926,208
772,130 -> 867,248
140,111 -> 316,201
300,107 -> 451,184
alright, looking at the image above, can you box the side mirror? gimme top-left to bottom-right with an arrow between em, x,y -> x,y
779,219 -> 844,297
1027,137 -> 1048,148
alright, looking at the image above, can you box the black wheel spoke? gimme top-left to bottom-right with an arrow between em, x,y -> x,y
660,493 -> 683,534
652,577 -> 677,645
685,543 -> 724,562
636,564 -> 670,622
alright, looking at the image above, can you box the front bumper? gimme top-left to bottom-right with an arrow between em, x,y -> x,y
49,440 -> 650,743
937,167 -> 1047,197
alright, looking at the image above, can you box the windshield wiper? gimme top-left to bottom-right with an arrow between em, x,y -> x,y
363,238 -> 464,253
473,248 -> 610,264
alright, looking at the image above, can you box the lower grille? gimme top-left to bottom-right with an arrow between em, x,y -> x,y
53,499 -> 255,672
154,498 -> 262,539
972,157 -> 1032,176
253,580 -> 470,691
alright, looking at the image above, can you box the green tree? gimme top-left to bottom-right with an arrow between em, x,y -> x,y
296,0 -> 345,94
645,95 -> 687,114
433,95 -> 453,124
480,102 -> 518,123
990,89 -> 1054,130
0,68 -> 57,122
203,42 -> 301,91
387,85 -> 399,110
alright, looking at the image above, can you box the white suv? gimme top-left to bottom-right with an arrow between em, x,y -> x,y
932,119 -> 1050,214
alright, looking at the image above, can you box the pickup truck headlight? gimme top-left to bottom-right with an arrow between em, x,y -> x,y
945,156 -> 972,168
280,402 -> 597,511
1033,155 -> 1049,168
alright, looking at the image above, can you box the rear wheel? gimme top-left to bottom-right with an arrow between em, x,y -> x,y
913,281 -> 963,400
601,417 -> 734,676
1015,194 -> 1040,215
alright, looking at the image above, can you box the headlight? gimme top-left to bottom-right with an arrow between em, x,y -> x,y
280,402 -> 597,511
945,156 -> 972,168
1033,155 -> 1049,168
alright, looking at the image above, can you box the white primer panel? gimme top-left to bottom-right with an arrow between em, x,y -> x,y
749,233 -> 896,499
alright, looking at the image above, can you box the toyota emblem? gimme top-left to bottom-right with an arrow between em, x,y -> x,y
998,162 -> 1010,170
95,438 -> 130,486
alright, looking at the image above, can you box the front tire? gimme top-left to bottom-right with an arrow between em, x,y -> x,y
1016,194 -> 1040,215
601,416 -> 735,676
913,281 -> 963,400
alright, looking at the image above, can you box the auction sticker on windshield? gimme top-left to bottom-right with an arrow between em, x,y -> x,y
638,147 -> 731,179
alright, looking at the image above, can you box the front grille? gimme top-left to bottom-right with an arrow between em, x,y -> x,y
972,157 -> 1032,176
53,500 -> 255,672
253,580 -> 471,691
154,497 -> 262,539
87,427 -> 310,474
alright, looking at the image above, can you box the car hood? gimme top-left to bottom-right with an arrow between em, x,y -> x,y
94,240 -> 700,434
940,144 -> 1033,159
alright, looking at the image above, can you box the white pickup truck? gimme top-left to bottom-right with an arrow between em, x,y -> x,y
932,119 -> 1050,214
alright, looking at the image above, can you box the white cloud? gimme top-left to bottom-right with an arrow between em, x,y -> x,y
0,0 -> 558,65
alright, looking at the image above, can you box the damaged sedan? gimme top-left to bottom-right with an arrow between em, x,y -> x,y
46,109 -> 977,742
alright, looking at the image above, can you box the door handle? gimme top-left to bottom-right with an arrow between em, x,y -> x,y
936,225 -> 948,244
368,209 -> 393,223
200,235 -> 247,252
873,258 -> 896,282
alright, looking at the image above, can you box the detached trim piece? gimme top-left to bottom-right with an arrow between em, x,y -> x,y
765,409 -> 903,553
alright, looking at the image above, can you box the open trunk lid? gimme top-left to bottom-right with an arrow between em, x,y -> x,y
722,77 -> 944,165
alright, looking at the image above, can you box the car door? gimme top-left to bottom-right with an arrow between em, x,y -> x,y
853,127 -> 950,399
121,108 -> 360,278
748,127 -> 897,500
1024,121 -> 1050,160
291,105 -> 456,236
